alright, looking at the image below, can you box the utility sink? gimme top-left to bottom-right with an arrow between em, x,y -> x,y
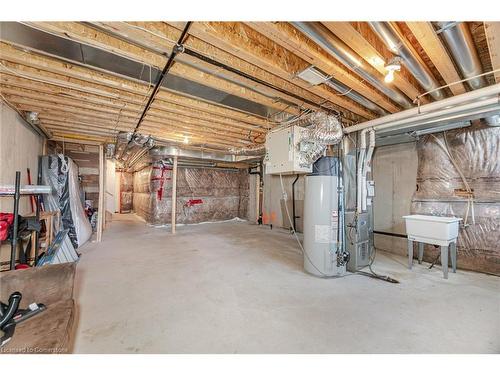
403,214 -> 462,246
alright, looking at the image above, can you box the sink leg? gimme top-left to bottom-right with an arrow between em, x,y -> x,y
441,245 -> 449,279
418,242 -> 424,264
451,242 -> 457,273
408,239 -> 414,269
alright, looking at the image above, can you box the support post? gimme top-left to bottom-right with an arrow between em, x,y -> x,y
171,155 -> 178,234
97,144 -> 104,242
10,171 -> 21,270
255,173 -> 260,224
441,245 -> 449,279
407,239 -> 414,269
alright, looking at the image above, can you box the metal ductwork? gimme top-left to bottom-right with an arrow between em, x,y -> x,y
291,22 -> 413,109
325,78 -> 389,116
436,22 -> 500,126
369,22 -> 445,101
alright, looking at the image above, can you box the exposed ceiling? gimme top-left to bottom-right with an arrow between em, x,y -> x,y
1,21 -> 498,151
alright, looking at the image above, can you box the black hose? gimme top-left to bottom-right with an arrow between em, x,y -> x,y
0,292 -> 22,329
291,174 -> 299,231
373,230 -> 407,239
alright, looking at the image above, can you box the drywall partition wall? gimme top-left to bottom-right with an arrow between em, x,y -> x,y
412,123 -> 500,275
372,142 -> 418,258
0,102 -> 43,214
133,163 -> 249,225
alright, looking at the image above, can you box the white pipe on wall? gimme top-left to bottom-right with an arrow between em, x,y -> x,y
345,83 -> 500,134
356,129 -> 369,213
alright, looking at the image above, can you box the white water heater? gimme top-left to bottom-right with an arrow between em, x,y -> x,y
303,157 -> 346,277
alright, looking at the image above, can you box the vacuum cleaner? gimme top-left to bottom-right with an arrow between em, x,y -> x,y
0,291 -> 46,347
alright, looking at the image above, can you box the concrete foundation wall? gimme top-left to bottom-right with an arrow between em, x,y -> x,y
372,142 -> 418,257
0,103 -> 43,214
0,103 -> 44,267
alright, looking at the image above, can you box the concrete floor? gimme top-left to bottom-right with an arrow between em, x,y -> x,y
73,214 -> 500,353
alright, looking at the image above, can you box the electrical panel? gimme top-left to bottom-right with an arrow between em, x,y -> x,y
345,211 -> 373,272
264,125 -> 312,175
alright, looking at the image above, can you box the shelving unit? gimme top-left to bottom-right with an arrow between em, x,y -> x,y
0,170 -> 51,270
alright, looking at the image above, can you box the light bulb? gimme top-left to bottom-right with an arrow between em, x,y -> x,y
183,136 -> 189,144
384,70 -> 394,83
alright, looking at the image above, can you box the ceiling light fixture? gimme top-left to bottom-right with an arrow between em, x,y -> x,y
183,136 -> 189,144
384,56 -> 402,83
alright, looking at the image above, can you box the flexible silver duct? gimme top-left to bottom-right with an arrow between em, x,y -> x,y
228,144 -> 266,156
291,22 -> 413,109
369,22 -> 445,101
298,112 -> 343,166
301,112 -> 343,145
437,22 -> 500,126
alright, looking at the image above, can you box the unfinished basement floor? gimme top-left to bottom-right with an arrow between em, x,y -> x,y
72,214 -> 500,353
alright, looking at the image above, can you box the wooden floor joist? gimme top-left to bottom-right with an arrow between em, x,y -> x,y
0,41 -> 275,127
1,21 -> 497,150
243,22 -> 401,113
484,22 -> 500,84
21,22 -> 300,116
182,22 -> 375,120
321,22 -> 429,102
405,22 -> 467,96
89,21 -> 345,114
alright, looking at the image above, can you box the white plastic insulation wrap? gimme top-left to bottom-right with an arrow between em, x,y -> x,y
120,172 -> 134,213
132,162 -> 249,225
41,154 -> 92,249
411,122 -> 500,275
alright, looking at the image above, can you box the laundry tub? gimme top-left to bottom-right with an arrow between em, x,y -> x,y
403,214 -> 462,278
403,214 -> 461,245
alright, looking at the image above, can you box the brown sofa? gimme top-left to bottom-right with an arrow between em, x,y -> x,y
0,263 -> 76,354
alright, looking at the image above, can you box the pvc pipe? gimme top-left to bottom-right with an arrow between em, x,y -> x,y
345,82 -> 500,134
361,130 -> 376,212
372,97 -> 500,133
356,129 -> 368,213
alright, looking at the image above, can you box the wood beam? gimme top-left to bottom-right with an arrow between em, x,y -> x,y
484,22 -> 500,83
405,22 -> 467,95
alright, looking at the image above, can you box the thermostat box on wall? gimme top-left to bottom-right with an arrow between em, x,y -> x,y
264,125 -> 312,175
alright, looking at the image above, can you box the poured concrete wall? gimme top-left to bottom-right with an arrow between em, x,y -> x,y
0,102 -> 43,214
372,142 -> 418,257
0,103 -> 43,268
